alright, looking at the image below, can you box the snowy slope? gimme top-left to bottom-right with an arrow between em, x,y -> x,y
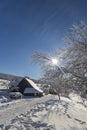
0,94 -> 87,130
0,95 -> 54,124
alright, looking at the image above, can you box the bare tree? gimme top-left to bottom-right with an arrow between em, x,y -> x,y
64,22 -> 87,95
31,22 -> 87,99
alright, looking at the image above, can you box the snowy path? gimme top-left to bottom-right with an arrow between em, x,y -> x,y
0,95 -> 53,125
0,94 -> 87,130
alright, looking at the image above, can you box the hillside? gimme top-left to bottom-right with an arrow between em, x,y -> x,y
0,73 -> 23,90
0,73 -> 23,81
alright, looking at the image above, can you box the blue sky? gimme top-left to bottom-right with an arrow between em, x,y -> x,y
0,0 -> 87,79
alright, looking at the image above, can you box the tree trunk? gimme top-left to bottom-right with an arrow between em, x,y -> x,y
58,93 -> 60,101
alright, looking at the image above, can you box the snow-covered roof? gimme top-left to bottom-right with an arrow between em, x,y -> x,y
25,78 -> 43,93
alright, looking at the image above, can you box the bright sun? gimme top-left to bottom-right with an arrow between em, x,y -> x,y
51,58 -> 58,65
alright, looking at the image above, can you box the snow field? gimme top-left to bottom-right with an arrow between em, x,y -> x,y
0,94 -> 87,130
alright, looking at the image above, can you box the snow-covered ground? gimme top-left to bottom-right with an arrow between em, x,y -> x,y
0,93 -> 87,130
0,79 -> 10,90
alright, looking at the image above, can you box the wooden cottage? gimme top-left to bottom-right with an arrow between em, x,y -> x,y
17,78 -> 43,96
